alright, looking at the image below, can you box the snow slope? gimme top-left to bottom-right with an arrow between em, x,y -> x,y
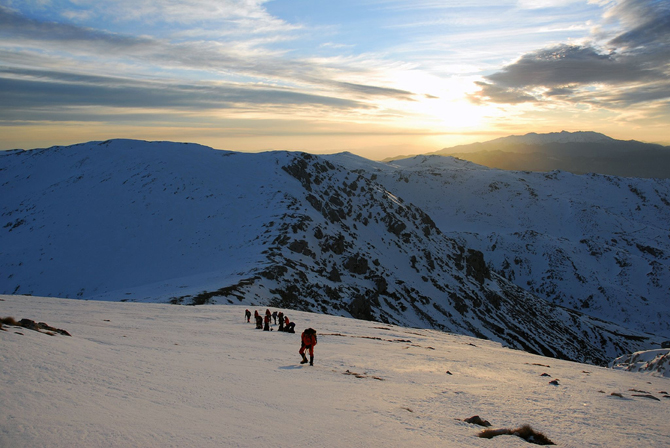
0,140 -> 301,300
1,295 -> 669,448
328,153 -> 670,338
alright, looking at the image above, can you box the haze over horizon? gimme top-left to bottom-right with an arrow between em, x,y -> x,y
1,0 -> 668,160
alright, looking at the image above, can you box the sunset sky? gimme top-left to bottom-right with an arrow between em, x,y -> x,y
1,0 -> 668,159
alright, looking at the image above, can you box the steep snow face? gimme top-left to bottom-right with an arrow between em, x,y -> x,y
0,140 -> 664,364
329,154 -> 670,338
1,295 -> 669,448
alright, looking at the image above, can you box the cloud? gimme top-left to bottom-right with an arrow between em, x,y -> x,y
0,6 -> 159,52
486,44 -> 661,88
607,0 -> 670,51
469,0 -> 670,108
470,81 -> 537,104
333,82 -> 415,100
0,67 -> 368,124
35,0 -> 295,32
0,6 -> 420,105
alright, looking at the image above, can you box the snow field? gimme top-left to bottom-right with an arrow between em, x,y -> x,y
2,295 -> 669,447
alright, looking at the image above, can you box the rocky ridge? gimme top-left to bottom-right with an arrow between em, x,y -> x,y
0,140 -> 664,365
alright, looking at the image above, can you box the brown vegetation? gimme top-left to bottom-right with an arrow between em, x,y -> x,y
479,424 -> 555,445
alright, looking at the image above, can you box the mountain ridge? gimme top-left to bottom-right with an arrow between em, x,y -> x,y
384,131 -> 670,178
1,139 -> 667,365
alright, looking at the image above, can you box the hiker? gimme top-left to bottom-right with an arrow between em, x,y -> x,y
300,328 -> 317,366
255,314 -> 263,330
278,312 -> 285,331
245,309 -> 251,323
272,311 -> 278,325
265,308 -> 271,323
264,313 -> 271,331
284,316 -> 295,333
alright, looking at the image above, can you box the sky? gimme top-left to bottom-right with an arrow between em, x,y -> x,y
0,0 -> 668,159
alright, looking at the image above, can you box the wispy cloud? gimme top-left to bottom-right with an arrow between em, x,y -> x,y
0,5 -> 420,112
0,67 -> 368,120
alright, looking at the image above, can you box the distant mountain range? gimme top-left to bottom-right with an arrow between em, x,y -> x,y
2,139 -> 669,365
386,131 -> 670,178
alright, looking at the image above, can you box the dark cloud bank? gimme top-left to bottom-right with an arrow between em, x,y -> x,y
470,0 -> 670,109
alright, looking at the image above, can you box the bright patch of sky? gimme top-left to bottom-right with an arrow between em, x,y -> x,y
1,0 -> 668,156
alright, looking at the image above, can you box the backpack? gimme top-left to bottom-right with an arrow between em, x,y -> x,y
304,328 -> 317,344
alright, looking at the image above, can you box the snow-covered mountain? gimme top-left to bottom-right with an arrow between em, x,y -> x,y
1,140 -> 666,365
333,154 -> 670,338
413,131 -> 670,178
2,295 -> 669,448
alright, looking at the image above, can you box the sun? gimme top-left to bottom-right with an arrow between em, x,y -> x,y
383,70 -> 498,130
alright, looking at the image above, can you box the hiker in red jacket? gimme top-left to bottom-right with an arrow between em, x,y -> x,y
299,328 -> 317,366
284,316 -> 295,333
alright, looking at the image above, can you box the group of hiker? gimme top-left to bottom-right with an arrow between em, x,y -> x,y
245,308 -> 295,332
244,308 -> 317,366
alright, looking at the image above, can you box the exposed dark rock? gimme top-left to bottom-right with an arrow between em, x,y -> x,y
282,154 -> 314,191
348,294 -> 377,321
466,249 -> 490,285
320,234 -> 348,255
383,215 -> 407,236
188,278 -> 257,305
328,194 -> 344,207
344,254 -> 369,275
328,266 -> 342,282
288,239 -> 314,257
464,415 -> 491,427
290,216 -> 312,233
269,284 -> 314,311
325,207 -> 346,223
306,194 -> 322,212
259,265 -> 288,281
371,275 -> 388,294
